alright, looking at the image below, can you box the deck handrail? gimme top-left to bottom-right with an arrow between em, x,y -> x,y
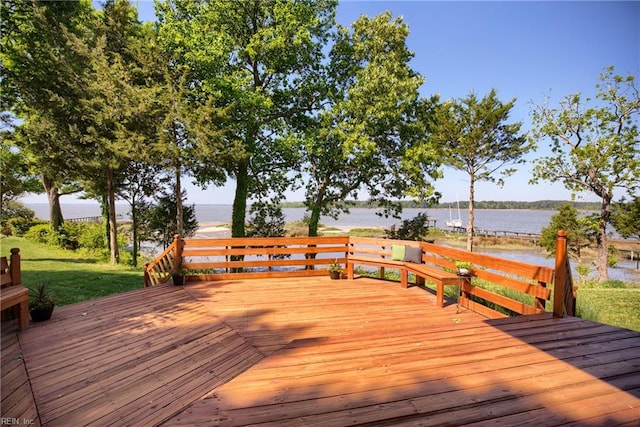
143,232 -> 572,317
143,235 -> 182,287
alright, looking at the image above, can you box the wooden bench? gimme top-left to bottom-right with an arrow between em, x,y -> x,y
402,263 -> 459,308
0,249 -> 29,330
347,238 -> 459,307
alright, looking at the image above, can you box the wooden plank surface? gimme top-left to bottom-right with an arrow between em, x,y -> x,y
1,321 -> 41,426
18,284 -> 264,426
10,276 -> 640,426
166,278 -> 640,426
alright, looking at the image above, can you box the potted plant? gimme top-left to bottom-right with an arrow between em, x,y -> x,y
172,267 -> 189,286
328,260 -> 343,280
29,282 -> 56,322
455,261 -> 473,276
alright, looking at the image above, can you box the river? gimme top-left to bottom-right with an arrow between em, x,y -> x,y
26,203 -> 554,233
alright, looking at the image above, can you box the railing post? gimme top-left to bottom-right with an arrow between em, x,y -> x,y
9,248 -> 21,285
553,230 -> 568,318
173,233 -> 183,271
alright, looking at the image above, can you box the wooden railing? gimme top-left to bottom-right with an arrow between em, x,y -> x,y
181,236 -> 349,281
421,241 -> 555,318
143,236 -> 182,287
144,233 -> 573,318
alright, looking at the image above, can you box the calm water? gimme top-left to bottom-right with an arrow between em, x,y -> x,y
24,203 -> 639,282
26,203 -> 554,234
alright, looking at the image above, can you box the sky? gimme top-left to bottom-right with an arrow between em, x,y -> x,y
22,1 -> 640,205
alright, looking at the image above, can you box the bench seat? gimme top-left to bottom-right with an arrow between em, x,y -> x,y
347,254 -> 460,308
403,263 -> 459,307
0,285 -> 29,330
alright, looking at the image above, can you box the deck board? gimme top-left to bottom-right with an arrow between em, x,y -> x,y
1,321 -> 41,426
5,276 -> 640,426
17,284 -> 264,426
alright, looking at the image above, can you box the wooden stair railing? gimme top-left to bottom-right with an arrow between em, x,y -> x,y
144,235 -> 182,287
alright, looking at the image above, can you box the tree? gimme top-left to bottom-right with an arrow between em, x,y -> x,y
141,186 -> 198,248
300,12 -> 438,236
530,67 -> 640,281
385,212 -> 432,242
430,89 -> 531,252
539,203 -> 595,262
74,0 -> 165,264
1,0 -> 94,229
611,197 -> 640,240
156,0 -> 337,238
0,138 -> 41,213
117,162 -> 169,266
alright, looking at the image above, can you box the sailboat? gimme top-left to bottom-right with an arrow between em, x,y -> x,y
445,197 -> 463,228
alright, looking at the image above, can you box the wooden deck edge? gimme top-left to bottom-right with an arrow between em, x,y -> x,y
1,321 -> 41,426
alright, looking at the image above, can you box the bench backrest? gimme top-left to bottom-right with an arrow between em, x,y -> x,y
420,242 -> 555,318
1,249 -> 21,289
348,236 -> 420,259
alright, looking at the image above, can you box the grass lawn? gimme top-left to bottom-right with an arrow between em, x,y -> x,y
577,287 -> 640,332
1,236 -> 143,306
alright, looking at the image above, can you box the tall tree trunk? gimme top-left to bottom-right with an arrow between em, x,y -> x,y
101,195 -> 109,250
595,197 -> 611,282
466,178 -> 475,252
308,186 -> 326,237
107,168 -> 119,265
131,199 -> 138,268
175,163 -> 183,237
231,160 -> 249,238
42,175 -> 64,230
308,205 -> 322,237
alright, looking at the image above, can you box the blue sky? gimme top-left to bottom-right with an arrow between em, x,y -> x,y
23,1 -> 640,205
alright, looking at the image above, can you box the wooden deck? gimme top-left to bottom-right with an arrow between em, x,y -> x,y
2,277 -> 639,426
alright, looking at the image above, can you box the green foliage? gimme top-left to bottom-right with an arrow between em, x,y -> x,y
301,11 -> 435,237
0,138 -> 42,205
28,282 -> 56,311
76,222 -> 107,251
611,197 -> 640,239
25,223 -> 60,246
425,89 -> 532,251
385,212 -> 432,241
539,203 -> 595,261
1,200 -> 37,236
328,260 -> 343,273
141,186 -> 198,247
24,221 -> 111,253
530,67 -> 640,281
156,0 -> 338,238
246,203 -> 286,238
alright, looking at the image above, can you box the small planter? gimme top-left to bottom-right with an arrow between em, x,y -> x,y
456,267 -> 472,276
329,270 -> 341,280
29,282 -> 56,322
172,274 -> 185,286
30,306 -> 54,322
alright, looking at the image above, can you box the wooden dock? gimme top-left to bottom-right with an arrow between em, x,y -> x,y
2,277 -> 639,425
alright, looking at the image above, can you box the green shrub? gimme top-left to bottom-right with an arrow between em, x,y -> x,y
8,217 -> 47,236
25,223 -> 60,246
385,212 -> 431,241
76,222 -> 107,250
